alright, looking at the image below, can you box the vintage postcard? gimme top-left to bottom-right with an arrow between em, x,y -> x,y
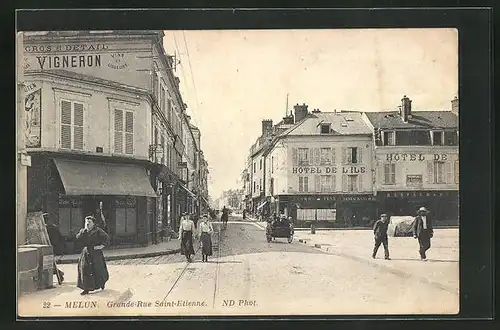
16,28 -> 459,318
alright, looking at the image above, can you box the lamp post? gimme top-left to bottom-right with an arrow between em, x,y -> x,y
312,197 -> 320,234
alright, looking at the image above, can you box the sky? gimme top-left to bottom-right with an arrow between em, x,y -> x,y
162,28 -> 458,200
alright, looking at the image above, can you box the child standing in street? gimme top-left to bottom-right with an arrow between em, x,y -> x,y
372,214 -> 390,260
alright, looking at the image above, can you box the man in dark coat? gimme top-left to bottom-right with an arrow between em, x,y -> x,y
372,214 -> 390,260
43,213 -> 65,284
412,206 -> 434,261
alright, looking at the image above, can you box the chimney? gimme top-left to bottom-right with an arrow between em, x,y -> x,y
400,95 -> 412,122
293,103 -> 309,122
261,119 -> 273,137
451,96 -> 458,115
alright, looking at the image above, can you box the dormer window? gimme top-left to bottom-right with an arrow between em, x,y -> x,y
320,123 -> 331,134
382,131 -> 395,146
432,131 -> 444,146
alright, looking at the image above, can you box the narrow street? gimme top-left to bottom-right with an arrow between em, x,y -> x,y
18,215 -> 458,317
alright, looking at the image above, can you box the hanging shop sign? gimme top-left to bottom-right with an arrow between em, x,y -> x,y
24,82 -> 42,148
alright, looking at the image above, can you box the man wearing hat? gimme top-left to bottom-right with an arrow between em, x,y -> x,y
372,214 -> 390,260
412,206 -> 434,261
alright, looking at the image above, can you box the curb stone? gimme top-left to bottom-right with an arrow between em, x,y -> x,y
58,248 -> 181,264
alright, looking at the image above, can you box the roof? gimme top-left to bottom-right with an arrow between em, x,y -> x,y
364,111 -> 458,129
281,111 -> 372,136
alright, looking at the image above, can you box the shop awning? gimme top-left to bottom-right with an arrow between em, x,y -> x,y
53,158 -> 158,197
256,201 -> 268,210
179,184 -> 196,198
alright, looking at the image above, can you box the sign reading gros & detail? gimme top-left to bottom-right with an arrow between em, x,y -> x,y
385,153 -> 449,162
23,42 -> 134,71
292,166 -> 367,174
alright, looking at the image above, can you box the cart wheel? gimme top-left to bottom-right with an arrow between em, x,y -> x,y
266,235 -> 272,243
288,235 -> 293,243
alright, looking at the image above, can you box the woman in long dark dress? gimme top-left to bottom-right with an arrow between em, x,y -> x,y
76,216 -> 110,295
198,214 -> 214,262
178,214 -> 196,262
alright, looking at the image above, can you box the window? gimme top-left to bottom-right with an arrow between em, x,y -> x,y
347,147 -> 358,164
253,163 -> 256,173
114,109 -> 134,155
384,163 -> 396,184
271,156 -> 274,173
58,196 -> 83,236
299,177 -> 309,192
320,148 -> 332,165
153,75 -> 159,102
320,123 -> 331,134
347,175 -> 358,192
454,160 -> 459,184
159,86 -> 165,113
260,179 -> 262,191
433,131 -> 443,145
383,131 -> 395,146
167,98 -> 172,123
161,135 -> 165,164
260,159 -> 262,170
406,175 -> 423,187
298,148 -> 309,165
253,181 -> 256,193
434,161 -> 446,183
60,100 -> 84,150
445,131 -> 458,146
115,197 -> 137,235
396,131 -> 431,146
320,175 -> 333,192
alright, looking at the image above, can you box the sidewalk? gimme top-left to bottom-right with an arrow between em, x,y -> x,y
57,239 -> 180,264
293,228 -> 459,293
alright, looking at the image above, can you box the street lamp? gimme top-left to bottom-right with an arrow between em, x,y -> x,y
312,197 -> 320,234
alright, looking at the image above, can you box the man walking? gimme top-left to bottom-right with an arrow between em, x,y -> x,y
412,206 -> 434,261
372,214 -> 390,260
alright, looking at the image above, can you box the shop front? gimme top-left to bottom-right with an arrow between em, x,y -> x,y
376,190 -> 459,226
27,153 -> 158,254
276,194 -> 377,228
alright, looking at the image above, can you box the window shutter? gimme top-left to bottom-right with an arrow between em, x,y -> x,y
114,109 -> 123,153
125,111 -> 134,154
358,174 -> 364,192
454,160 -> 459,184
308,148 -> 314,165
73,102 -> 84,150
304,177 -> 309,192
342,147 -> 347,164
292,148 -> 298,166
331,175 -> 336,192
314,148 -> 320,165
358,147 -> 363,164
331,148 -> 336,164
60,100 -> 72,149
427,161 -> 434,183
445,162 -> 453,184
342,175 -> 347,192
315,175 -> 320,192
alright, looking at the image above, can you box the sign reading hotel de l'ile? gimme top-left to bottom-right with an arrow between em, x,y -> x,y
292,166 -> 367,174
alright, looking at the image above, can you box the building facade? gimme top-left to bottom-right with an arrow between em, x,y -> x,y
23,30 -> 209,252
362,96 -> 459,225
264,105 -> 376,227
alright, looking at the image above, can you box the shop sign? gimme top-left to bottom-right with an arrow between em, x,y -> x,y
42,255 -> 54,270
24,82 -> 42,148
383,191 -> 453,198
58,195 -> 83,207
291,195 -> 338,203
342,195 -> 376,202
385,153 -> 449,162
292,166 -> 366,174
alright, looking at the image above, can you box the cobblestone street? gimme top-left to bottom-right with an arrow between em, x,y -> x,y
18,216 -> 459,317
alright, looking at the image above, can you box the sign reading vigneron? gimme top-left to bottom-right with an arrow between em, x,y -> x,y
22,41 -> 151,87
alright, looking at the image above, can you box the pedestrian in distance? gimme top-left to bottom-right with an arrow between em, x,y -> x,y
198,214 -> 214,262
178,213 -> 196,262
372,214 -> 390,260
412,206 -> 434,261
76,216 -> 110,295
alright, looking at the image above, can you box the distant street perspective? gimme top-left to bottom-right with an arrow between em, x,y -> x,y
18,213 -> 458,317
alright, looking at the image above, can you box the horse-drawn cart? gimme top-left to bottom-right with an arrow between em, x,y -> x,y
266,221 -> 294,243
